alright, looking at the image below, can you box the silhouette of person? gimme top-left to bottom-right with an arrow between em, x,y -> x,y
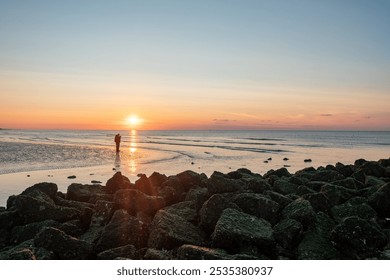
114,133 -> 121,153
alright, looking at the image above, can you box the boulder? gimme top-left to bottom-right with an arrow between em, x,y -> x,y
148,210 -> 206,250
331,197 -> 377,223
176,170 -> 207,191
97,244 -> 137,260
21,182 -> 58,199
320,184 -> 358,205
10,219 -> 61,244
184,187 -> 209,211
105,172 -> 133,194
177,244 -> 261,260
34,227 -> 93,259
359,161 -> 387,177
143,248 -> 173,260
378,158 -> 390,168
368,183 -> 390,217
264,191 -> 293,208
302,193 -> 332,213
148,172 -> 168,187
67,183 -> 108,203
335,162 -> 355,177
90,200 -> 114,227
232,193 -> 280,225
211,208 -> 275,257
162,201 -> 198,224
199,194 -> 241,234
264,167 -> 291,178
331,216 -> 387,258
311,170 -> 345,183
273,218 -> 303,249
54,196 -> 93,228
281,198 -> 316,227
135,174 -> 155,195
113,189 -> 165,215
158,176 -> 185,205
95,210 -> 148,252
207,171 -> 243,194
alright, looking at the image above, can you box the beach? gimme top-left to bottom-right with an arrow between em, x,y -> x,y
0,157 -> 389,260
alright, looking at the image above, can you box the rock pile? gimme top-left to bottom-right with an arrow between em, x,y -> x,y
1,159 -> 390,260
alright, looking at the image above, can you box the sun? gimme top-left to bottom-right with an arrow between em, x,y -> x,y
125,115 -> 142,127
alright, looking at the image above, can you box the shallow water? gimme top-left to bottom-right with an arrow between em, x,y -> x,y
0,129 -> 389,206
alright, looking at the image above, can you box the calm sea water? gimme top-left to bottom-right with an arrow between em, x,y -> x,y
1,129 -> 389,177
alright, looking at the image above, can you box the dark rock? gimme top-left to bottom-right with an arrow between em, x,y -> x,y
302,192 -> 332,213
264,191 -> 293,208
0,210 -> 20,230
143,248 -> 172,260
365,176 -> 386,188
158,176 -> 185,205
34,227 -> 93,259
105,172 -> 133,194
54,196 -> 93,228
176,170 -> 207,191
281,198 -> 316,227
351,170 -> 366,184
67,175 -> 76,179
135,174 -> 155,195
113,189 -> 165,215
335,162 -> 355,177
148,172 -> 168,187
199,194 -> 240,234
311,170 -> 345,183
59,219 -> 84,237
331,216 -> 387,258
321,184 -> 359,205
354,158 -> 368,167
97,244 -> 137,260
10,220 -> 61,244
283,158 -> 289,161
10,191 -> 81,224
91,180 -> 102,184
304,159 -> 312,163
96,210 -> 148,252
273,218 -> 303,250
67,183 -> 108,203
368,183 -> 390,217
240,174 -> 271,193
0,245 -> 36,260
148,210 -> 206,250
177,244 -> 261,260
333,177 -> 365,190
163,201 -> 197,224
359,161 -> 387,177
331,197 -> 377,223
273,179 -> 300,195
297,212 -> 340,260
232,193 -> 280,225
21,182 -> 58,199
211,208 -> 275,257
207,171 -> 243,194
378,158 -> 390,168
90,200 -> 114,227
264,167 -> 291,178
184,187 -> 209,211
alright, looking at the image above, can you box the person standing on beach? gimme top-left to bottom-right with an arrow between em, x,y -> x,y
114,133 -> 121,153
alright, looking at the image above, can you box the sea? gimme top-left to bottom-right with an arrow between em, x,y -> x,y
0,129 -> 389,206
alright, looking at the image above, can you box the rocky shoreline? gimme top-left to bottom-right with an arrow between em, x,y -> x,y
1,158 -> 390,260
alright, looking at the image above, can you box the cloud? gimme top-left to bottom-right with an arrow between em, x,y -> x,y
213,119 -> 237,123
364,116 -> 371,119
320,114 -> 333,117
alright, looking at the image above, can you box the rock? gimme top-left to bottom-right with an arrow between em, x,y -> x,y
96,210 -> 148,252
240,174 -> 271,193
105,172 -> 133,194
302,192 -> 332,213
351,170 -> 366,184
143,248 -> 172,260
10,219 -> 61,244
273,218 -> 303,250
148,172 -> 168,187
148,210 -> 206,250
207,171 -> 243,194
368,183 -> 390,217
273,179 -> 311,195
176,170 -> 207,191
0,210 -> 20,230
113,189 -> 165,215
54,196 -> 93,228
264,168 -> 291,178
199,194 -> 241,234
304,159 -> 312,163
211,208 -> 275,257
135,174 -> 155,195
90,200 -> 114,227
354,158 -> 368,167
378,158 -> 390,168
264,191 -> 293,208
365,176 -> 386,188
232,193 -> 280,225
311,170 -> 345,183
331,197 -> 377,223
34,227 -> 93,259
158,176 -> 185,205
359,161 -> 387,177
10,190 -> 81,224
331,216 -> 387,258
335,162 -> 355,177
283,158 -> 289,161
163,201 -> 198,224
297,212 -> 340,260
281,198 -> 316,227
97,244 -> 137,260
320,184 -> 358,205
177,244 -> 260,260
91,180 -> 102,184
333,177 -> 365,190
67,175 -> 76,179
67,183 -> 108,203
20,182 -> 58,199
184,187 -> 209,211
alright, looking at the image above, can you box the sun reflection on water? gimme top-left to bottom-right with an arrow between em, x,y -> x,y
128,130 -> 137,175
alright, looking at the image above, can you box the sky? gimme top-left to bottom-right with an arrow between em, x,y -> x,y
0,0 -> 389,130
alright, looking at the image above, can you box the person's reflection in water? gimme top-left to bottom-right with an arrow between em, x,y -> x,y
114,152 -> 121,171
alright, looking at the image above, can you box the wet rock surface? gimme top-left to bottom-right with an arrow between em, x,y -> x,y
0,159 -> 389,259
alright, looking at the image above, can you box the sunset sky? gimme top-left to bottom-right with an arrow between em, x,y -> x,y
0,0 -> 389,130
